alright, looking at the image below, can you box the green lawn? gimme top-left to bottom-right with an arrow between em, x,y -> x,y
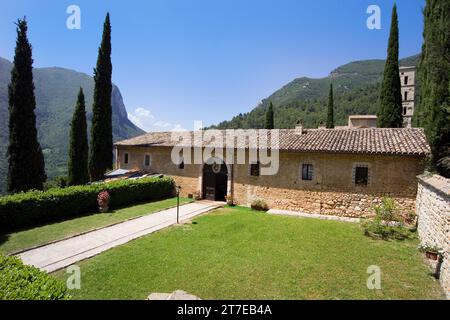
0,197 -> 192,255
54,206 -> 444,300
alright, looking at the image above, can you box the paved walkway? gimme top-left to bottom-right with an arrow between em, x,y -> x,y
17,200 -> 224,273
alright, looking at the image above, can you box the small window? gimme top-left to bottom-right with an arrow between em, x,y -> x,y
124,153 -> 129,164
301,164 -> 314,181
404,76 -> 408,85
403,107 -> 407,115
249,162 -> 260,177
355,166 -> 369,186
144,154 -> 151,167
404,91 -> 408,101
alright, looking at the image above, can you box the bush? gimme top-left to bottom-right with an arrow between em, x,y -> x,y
0,176 -> 175,232
251,199 -> 269,211
0,254 -> 70,300
361,197 -> 412,240
44,176 -> 68,190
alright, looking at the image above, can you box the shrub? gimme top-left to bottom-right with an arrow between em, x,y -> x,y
0,176 -> 175,232
44,176 -> 68,190
361,197 -> 412,240
0,254 -> 70,300
251,199 -> 269,211
374,197 -> 400,222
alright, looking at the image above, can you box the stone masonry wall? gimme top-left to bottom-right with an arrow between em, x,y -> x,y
416,174 -> 450,298
116,146 -> 424,218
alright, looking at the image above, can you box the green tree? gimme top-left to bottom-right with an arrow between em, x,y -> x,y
326,83 -> 334,128
68,88 -> 89,186
265,102 -> 274,129
89,13 -> 113,181
415,0 -> 450,177
377,4 -> 403,128
7,18 -> 46,193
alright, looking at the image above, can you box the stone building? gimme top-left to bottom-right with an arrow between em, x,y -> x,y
400,66 -> 416,127
114,125 -> 430,218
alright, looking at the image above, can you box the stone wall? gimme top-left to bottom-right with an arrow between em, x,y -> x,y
232,152 -> 422,217
115,146 -> 424,218
416,174 -> 450,298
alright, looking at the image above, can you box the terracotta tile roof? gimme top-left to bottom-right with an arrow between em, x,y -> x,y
115,128 -> 430,156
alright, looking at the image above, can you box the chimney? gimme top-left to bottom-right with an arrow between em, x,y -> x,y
295,119 -> 304,134
318,121 -> 326,130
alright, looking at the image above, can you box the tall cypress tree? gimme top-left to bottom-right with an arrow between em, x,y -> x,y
326,83 -> 334,129
416,0 -> 450,177
7,18 -> 46,193
89,13 -> 113,181
377,4 -> 403,128
265,102 -> 274,129
68,88 -> 89,186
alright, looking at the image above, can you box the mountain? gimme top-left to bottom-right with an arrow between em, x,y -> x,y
0,57 -> 144,194
210,54 -> 420,130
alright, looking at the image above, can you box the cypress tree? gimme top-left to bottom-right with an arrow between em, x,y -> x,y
326,83 -> 334,128
7,18 -> 46,193
89,13 -> 113,181
265,102 -> 274,129
68,88 -> 89,186
416,0 -> 450,177
377,4 -> 403,128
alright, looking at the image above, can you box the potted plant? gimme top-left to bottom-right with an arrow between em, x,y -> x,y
419,244 -> 442,261
97,190 -> 110,213
225,194 -> 234,206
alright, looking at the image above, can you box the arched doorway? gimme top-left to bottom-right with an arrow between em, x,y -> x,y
202,161 -> 228,201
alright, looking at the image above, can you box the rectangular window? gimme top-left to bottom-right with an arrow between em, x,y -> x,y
124,153 -> 129,164
404,76 -> 408,85
144,154 -> 151,167
250,162 -> 260,177
404,91 -> 408,101
301,164 -> 314,181
355,166 -> 369,186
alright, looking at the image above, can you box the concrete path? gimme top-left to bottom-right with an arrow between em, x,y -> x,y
17,200 -> 224,273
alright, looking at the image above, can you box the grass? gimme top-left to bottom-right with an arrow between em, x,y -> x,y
53,206 -> 444,300
0,197 -> 192,255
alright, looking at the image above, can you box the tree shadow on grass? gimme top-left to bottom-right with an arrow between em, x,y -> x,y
0,233 -> 10,247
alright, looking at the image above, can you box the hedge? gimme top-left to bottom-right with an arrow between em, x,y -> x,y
0,176 -> 175,232
0,254 -> 70,300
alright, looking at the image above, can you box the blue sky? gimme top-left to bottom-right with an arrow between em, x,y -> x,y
0,0 -> 425,131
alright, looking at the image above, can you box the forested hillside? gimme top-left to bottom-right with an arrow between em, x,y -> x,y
211,54 -> 420,129
0,57 -> 144,194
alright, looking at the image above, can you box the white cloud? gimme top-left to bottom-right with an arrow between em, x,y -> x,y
128,107 -> 185,132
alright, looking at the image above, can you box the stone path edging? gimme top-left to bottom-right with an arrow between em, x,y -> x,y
268,209 -> 361,223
